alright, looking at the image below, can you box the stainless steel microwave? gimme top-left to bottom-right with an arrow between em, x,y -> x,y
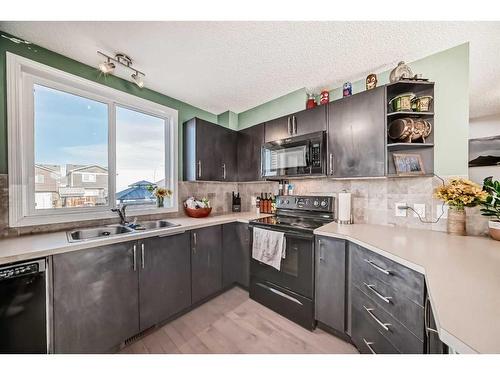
261,131 -> 326,178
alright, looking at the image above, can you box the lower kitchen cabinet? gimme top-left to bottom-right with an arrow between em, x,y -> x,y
191,225 -> 223,304
139,232 -> 191,331
52,241 -> 139,354
222,222 -> 250,288
314,236 -> 347,333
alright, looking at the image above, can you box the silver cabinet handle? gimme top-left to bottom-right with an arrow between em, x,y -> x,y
364,283 -> 392,304
222,163 -> 226,180
256,282 -> 303,305
133,244 -> 137,271
318,239 -> 324,262
197,160 -> 202,178
364,259 -> 391,275
424,296 -> 439,335
363,338 -> 376,354
192,232 -> 197,254
141,243 -> 145,269
329,153 -> 334,175
287,116 -> 292,135
363,306 -> 391,331
292,115 -> 297,135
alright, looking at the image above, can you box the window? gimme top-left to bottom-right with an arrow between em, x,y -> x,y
8,53 -> 178,227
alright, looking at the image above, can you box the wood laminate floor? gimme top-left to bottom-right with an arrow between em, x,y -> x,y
120,287 -> 358,354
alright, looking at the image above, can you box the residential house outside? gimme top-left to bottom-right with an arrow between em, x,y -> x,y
34,164 -> 61,209
61,165 -> 108,207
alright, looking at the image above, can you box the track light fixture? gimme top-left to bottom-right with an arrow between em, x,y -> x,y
97,51 -> 146,88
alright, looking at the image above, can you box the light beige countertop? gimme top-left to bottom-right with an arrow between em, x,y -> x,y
0,212 -> 270,266
314,222 -> 500,354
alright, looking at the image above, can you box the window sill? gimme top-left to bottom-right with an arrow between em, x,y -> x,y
10,206 -> 179,228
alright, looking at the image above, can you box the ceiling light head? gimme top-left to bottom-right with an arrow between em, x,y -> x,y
98,59 -> 115,74
131,71 -> 144,88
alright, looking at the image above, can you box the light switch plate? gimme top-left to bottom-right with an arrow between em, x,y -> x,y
413,203 -> 426,218
395,202 -> 407,217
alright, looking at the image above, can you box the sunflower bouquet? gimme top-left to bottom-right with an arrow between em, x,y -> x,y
147,185 -> 173,207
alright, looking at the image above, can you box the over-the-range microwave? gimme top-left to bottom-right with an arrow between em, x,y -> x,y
261,131 -> 326,178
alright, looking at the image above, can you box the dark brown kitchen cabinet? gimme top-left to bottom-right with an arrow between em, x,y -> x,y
139,232 -> 191,331
237,123 -> 265,181
315,236 -> 347,333
328,87 -> 386,177
264,106 -> 327,142
222,222 -> 250,288
52,241 -> 139,353
183,118 -> 238,181
191,225 -> 223,304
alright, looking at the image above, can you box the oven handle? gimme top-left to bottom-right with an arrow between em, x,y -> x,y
249,225 -> 314,240
256,282 -> 303,306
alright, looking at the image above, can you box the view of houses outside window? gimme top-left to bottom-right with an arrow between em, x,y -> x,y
34,84 -> 109,209
115,106 -> 166,206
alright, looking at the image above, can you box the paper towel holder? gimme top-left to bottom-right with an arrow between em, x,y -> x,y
336,190 -> 353,225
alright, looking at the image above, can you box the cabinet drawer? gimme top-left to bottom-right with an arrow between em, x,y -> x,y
351,243 -> 425,306
351,286 -> 424,354
352,274 -> 425,340
351,304 -> 400,354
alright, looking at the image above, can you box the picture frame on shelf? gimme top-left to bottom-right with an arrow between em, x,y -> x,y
393,153 -> 426,176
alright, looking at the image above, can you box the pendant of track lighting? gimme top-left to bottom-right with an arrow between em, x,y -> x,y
97,51 -> 145,88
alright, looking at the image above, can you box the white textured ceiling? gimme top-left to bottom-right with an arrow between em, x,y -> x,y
1,21 -> 499,118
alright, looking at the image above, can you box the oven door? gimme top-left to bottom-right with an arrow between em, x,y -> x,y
249,226 -> 314,299
261,131 -> 325,177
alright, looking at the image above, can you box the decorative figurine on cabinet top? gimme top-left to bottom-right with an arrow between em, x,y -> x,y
343,82 -> 352,97
306,92 -> 317,109
366,73 -> 377,90
389,61 -> 413,83
319,89 -> 329,105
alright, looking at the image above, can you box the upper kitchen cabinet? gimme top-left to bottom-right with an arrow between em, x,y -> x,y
183,118 -> 238,181
264,105 -> 327,142
237,123 -> 265,181
328,87 -> 386,178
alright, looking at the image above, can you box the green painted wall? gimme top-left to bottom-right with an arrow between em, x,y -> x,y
0,31 -> 218,177
236,43 -> 470,176
238,88 -> 307,130
217,110 -> 239,130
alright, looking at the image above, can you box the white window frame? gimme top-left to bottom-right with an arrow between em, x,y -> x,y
7,52 -> 179,227
81,173 -> 97,183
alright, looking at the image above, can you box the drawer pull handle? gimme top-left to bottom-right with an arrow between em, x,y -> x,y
363,338 -> 376,354
363,306 -> 391,331
364,283 -> 392,304
364,259 -> 391,275
424,296 -> 439,335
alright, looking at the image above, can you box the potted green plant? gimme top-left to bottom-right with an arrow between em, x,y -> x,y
480,177 -> 500,240
434,178 -> 488,235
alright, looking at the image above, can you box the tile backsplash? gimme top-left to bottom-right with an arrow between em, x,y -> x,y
0,174 -> 489,238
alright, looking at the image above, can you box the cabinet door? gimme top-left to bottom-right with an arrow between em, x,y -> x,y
265,116 -> 291,142
222,222 -> 250,288
52,242 -> 139,353
220,128 -> 238,181
139,232 -> 191,331
328,87 -> 386,177
315,236 -> 346,332
191,225 -> 223,304
196,118 -> 223,181
237,124 -> 265,181
292,105 -> 327,137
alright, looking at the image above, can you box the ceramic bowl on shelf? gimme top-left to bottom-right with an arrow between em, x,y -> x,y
184,207 -> 212,218
388,92 -> 415,112
411,95 -> 433,112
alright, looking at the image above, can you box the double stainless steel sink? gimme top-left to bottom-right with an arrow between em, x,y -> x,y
66,220 -> 180,243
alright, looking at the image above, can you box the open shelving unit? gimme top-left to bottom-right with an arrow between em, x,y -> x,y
385,80 -> 435,177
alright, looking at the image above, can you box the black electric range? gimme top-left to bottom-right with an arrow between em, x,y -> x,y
248,195 -> 335,330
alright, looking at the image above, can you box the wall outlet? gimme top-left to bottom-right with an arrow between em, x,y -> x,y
395,202 -> 407,217
436,204 -> 449,219
413,203 -> 426,218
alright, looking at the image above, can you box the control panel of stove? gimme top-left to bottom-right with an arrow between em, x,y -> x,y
276,195 -> 334,212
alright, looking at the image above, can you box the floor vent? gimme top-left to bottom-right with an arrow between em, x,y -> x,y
123,326 -> 156,346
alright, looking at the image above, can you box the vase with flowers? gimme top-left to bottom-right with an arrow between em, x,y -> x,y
434,178 -> 488,236
480,177 -> 500,240
147,185 -> 173,208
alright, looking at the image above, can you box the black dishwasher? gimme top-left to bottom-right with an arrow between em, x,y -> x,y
0,258 -> 47,353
